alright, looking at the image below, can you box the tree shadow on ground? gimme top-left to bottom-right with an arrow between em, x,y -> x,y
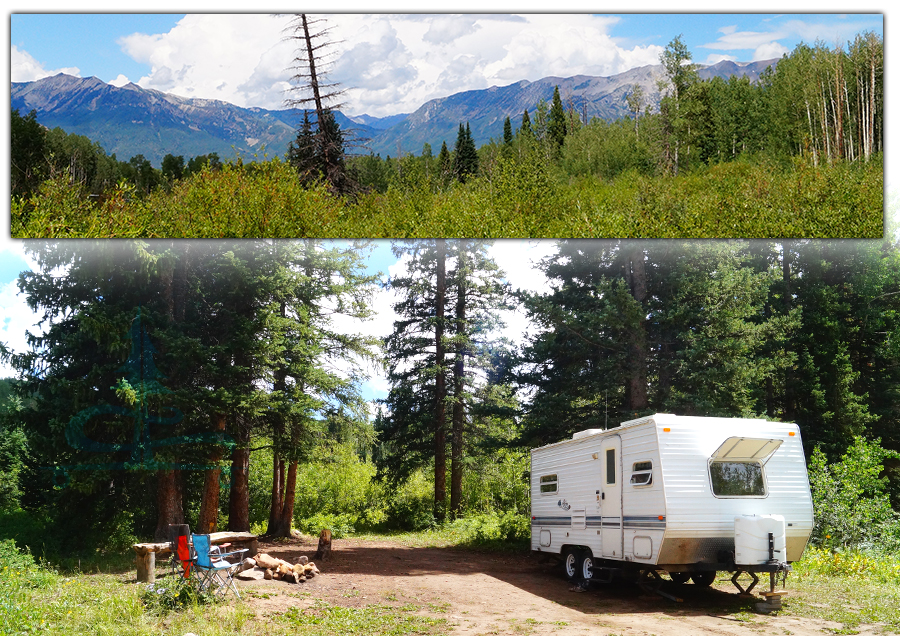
252,538 -> 764,621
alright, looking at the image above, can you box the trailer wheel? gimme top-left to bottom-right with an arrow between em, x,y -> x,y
691,571 -> 717,587
669,572 -> 690,584
562,547 -> 580,581
579,552 -> 594,581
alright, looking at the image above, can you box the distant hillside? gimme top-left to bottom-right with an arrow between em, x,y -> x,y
11,58 -> 777,165
363,58 -> 778,156
10,73 -> 379,166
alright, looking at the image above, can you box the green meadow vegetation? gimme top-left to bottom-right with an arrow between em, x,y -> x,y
9,154 -> 884,239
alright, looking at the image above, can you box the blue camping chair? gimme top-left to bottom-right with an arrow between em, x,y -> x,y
191,533 -> 247,599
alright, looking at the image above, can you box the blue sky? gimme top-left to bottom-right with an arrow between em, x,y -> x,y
10,12 -> 883,117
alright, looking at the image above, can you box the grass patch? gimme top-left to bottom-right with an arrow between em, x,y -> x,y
351,512 -> 529,551
278,600 -> 448,635
732,548 -> 900,634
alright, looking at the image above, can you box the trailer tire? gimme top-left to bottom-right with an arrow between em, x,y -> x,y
669,572 -> 690,584
562,547 -> 580,581
579,552 -> 594,581
691,571 -> 717,587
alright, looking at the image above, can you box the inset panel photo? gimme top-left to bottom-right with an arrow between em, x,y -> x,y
9,13 -> 884,238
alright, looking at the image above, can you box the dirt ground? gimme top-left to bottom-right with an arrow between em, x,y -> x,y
231,536 -> 870,636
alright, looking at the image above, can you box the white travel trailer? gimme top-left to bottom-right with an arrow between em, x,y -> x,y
530,413 -> 813,598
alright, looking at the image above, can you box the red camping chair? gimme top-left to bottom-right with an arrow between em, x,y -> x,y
168,524 -> 193,580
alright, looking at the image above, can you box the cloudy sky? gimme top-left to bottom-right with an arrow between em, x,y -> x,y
10,11 -> 883,118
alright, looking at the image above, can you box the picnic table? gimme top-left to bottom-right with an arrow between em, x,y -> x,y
132,531 -> 258,583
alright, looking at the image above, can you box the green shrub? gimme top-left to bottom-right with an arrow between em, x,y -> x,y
808,436 -> 900,551
139,577 -> 216,615
12,154 -> 883,239
0,509 -> 55,558
382,470 -> 436,531
293,443 -> 385,532
795,546 -> 900,585
295,512 -> 357,539
0,538 -> 36,571
444,510 -> 530,547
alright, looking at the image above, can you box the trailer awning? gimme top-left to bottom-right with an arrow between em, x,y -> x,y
710,437 -> 783,463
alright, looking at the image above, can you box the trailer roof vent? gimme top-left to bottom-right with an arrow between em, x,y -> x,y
572,429 -> 605,440
711,437 -> 783,463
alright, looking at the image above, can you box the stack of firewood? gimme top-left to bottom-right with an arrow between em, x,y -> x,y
248,553 -> 320,584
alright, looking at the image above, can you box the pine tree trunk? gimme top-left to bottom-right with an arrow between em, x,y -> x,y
154,469 -> 184,540
227,422 -> 250,532
434,239 -> 447,522
197,412 -> 226,534
268,451 -> 284,534
154,243 -> 187,540
275,460 -> 298,536
624,244 -> 648,413
450,248 -> 466,517
782,241 -> 795,421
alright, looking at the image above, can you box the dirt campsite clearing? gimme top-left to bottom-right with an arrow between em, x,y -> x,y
229,535 -> 869,636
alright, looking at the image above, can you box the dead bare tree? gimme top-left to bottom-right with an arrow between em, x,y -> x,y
283,14 -> 356,193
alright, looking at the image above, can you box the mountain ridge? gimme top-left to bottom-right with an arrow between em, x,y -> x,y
11,58 -> 778,166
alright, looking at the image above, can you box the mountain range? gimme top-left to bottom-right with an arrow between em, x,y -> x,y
11,58 -> 778,167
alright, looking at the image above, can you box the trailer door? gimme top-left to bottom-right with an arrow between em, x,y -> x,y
600,435 -> 623,558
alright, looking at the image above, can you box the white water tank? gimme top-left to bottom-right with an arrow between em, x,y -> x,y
734,514 -> 787,565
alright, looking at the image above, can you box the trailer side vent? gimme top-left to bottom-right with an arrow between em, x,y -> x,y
630,460 -> 653,486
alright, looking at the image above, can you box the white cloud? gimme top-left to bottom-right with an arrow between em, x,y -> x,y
108,74 -> 132,87
702,53 -> 737,65
10,44 -> 80,82
118,14 -> 294,109
699,30 -> 789,51
110,14 -> 666,117
753,42 -> 791,61
781,17 -> 879,46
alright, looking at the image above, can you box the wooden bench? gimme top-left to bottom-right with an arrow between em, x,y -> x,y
132,531 -> 258,583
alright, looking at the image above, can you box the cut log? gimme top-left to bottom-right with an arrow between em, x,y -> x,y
277,563 -> 293,578
314,529 -> 332,561
256,553 -> 286,570
135,550 -> 156,583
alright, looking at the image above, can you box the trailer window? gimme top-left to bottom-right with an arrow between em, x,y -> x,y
539,474 -> 558,494
606,448 -> 616,484
630,461 -> 653,486
709,461 -> 765,496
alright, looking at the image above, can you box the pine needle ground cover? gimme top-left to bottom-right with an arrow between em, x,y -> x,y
10,156 -> 883,239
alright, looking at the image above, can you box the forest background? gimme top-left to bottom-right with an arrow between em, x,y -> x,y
1,235 -> 899,561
